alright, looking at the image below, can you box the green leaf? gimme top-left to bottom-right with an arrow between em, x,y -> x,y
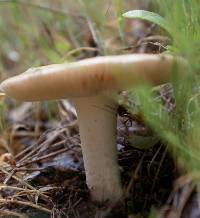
123,10 -> 171,34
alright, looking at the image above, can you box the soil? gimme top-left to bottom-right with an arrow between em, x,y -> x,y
0,102 -> 179,218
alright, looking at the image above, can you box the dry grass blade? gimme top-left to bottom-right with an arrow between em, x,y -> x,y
18,147 -> 70,167
0,185 -> 28,192
17,129 -> 66,163
0,185 -> 51,198
0,198 -> 51,214
0,168 -> 52,201
61,47 -> 100,60
14,167 -> 44,172
1,168 -> 35,190
14,132 -> 47,160
125,152 -> 146,198
0,209 -> 28,218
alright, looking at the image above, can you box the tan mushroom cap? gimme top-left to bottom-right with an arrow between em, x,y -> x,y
0,54 -> 183,101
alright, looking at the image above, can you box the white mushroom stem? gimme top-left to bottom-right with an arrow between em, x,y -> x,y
0,54 -> 186,204
74,95 -> 122,203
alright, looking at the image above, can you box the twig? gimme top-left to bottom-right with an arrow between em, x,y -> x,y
143,145 -> 168,211
0,198 -> 51,214
0,185 -> 51,195
125,152 -> 146,198
18,147 -> 70,167
14,132 -> 46,159
78,0 -> 101,51
61,47 -> 100,61
17,130 -> 64,163
147,144 -> 163,175
15,167 -> 44,172
3,169 -> 15,184
176,182 -> 195,217
1,168 -> 37,190
0,185 -> 28,191
150,146 -> 168,194
1,168 -> 51,201
0,209 -> 28,218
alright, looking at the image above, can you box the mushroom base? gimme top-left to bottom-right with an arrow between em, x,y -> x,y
74,95 -> 122,203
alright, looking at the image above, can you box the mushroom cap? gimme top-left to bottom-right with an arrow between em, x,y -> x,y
0,54 -> 184,101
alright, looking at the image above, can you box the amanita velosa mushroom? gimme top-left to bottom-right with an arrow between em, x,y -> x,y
0,54 -> 184,203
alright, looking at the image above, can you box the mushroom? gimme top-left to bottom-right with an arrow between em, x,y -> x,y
0,54 -> 184,203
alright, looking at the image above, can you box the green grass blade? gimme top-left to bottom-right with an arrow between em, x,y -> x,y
123,10 -> 171,34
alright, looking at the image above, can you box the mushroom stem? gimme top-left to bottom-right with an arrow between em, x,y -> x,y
74,95 -> 122,203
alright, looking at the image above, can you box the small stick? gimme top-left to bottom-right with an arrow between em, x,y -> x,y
0,209 -> 28,218
18,147 -> 70,167
1,168 -> 37,190
0,198 -> 51,214
17,131 -> 61,163
14,132 -> 46,159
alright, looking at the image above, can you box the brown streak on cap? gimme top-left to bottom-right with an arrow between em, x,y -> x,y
0,54 -> 185,101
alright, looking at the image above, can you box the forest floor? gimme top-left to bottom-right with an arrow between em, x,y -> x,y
0,1 -> 199,217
